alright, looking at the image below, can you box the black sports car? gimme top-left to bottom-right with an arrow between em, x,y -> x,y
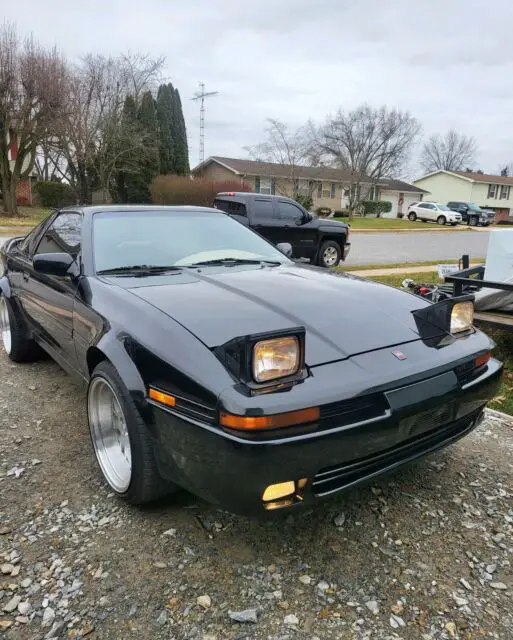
0,206 -> 502,515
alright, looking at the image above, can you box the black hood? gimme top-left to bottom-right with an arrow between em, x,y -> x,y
122,265 -> 430,367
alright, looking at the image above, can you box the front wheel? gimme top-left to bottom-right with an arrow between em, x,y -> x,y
318,241 -> 341,268
437,215 -> 446,225
468,216 -> 478,227
408,212 -> 417,221
0,295 -> 41,362
87,361 -> 177,504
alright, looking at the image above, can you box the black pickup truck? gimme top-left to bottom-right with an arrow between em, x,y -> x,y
214,192 -> 350,267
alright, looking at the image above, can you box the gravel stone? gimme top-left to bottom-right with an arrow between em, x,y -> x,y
284,614 -> 299,625
365,600 -> 380,614
41,606 -> 56,627
197,594 -> 211,609
229,608 -> 258,623
3,595 -> 21,613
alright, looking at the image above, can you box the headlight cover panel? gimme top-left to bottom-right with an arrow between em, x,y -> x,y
411,294 -> 475,341
213,326 -> 306,392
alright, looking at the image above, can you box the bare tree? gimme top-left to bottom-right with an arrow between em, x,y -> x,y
0,24 -> 68,215
420,129 -> 477,173
316,105 -> 420,212
57,53 -> 163,203
245,119 -> 319,200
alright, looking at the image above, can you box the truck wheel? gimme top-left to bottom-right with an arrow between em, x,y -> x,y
437,215 -> 446,225
87,361 -> 178,505
318,241 -> 341,268
407,212 -> 417,221
0,295 -> 41,362
469,216 -> 478,227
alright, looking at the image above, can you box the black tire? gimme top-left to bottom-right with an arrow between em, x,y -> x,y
87,361 -> 177,505
421,219 -> 427,222
318,240 -> 342,268
407,212 -> 417,221
437,215 -> 446,225
0,295 -> 41,363
450,223 -> 458,226
469,216 -> 478,227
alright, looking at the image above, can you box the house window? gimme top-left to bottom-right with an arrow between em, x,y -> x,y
488,184 -> 497,198
256,176 -> 275,195
330,183 -> 336,199
317,182 -> 323,199
368,186 -> 379,201
500,185 -> 510,200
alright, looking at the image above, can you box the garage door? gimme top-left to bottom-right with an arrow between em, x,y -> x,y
381,193 -> 398,218
403,195 -> 420,214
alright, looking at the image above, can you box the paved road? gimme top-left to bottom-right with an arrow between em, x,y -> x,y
345,230 -> 489,266
0,229 -> 490,265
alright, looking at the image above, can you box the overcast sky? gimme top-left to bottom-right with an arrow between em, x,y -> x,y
4,0 -> 513,178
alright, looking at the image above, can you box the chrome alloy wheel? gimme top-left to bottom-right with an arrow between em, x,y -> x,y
88,378 -> 132,493
0,297 -> 12,354
322,246 -> 339,266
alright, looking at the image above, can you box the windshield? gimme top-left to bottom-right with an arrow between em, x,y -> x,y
436,204 -> 451,211
93,210 -> 292,273
467,203 -> 482,212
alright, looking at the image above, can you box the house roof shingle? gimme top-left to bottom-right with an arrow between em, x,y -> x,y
193,156 -> 426,192
451,170 -> 513,185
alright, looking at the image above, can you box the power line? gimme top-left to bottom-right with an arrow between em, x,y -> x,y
191,82 -> 219,164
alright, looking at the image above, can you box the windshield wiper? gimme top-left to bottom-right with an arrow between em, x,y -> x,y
96,265 -> 183,276
185,258 -> 282,267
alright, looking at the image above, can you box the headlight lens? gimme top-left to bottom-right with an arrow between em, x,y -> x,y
253,336 -> 300,382
451,301 -> 474,333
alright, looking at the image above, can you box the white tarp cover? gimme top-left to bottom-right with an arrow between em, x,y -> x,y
474,230 -> 513,312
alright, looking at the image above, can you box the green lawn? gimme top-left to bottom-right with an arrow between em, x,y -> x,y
334,216 -> 464,230
339,258 -> 484,273
0,206 -> 52,229
359,270 -> 512,416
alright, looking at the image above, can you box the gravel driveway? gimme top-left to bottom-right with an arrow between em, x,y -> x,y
0,351 -> 512,639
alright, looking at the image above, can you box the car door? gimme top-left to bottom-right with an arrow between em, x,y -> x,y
249,198 -> 283,246
276,200 -> 315,258
417,203 -> 435,221
22,212 -> 82,370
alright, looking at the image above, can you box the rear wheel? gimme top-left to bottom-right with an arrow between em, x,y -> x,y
437,215 -> 446,225
87,361 -> 177,504
0,295 -> 40,362
318,241 -> 341,268
407,212 -> 417,221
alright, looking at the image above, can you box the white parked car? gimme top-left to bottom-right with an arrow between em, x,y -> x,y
407,202 -> 462,226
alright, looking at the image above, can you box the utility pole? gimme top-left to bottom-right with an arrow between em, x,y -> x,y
191,82 -> 219,164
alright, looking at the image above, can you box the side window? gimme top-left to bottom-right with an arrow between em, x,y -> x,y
214,199 -> 247,216
418,203 -> 429,209
253,199 -> 276,221
34,213 -> 82,258
278,201 -> 303,221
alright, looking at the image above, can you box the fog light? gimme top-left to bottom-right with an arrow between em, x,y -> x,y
262,481 -> 295,502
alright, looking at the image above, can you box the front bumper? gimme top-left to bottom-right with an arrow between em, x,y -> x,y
150,358 -> 501,515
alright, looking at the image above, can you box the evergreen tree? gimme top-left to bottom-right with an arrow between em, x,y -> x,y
127,90 -> 160,202
172,88 -> 190,175
156,84 -> 175,174
113,95 -> 138,202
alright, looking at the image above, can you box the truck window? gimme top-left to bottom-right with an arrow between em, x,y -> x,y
214,199 -> 247,216
278,201 -> 303,222
253,199 -> 276,221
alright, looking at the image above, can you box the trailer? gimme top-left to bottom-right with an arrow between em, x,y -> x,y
444,254 -> 513,332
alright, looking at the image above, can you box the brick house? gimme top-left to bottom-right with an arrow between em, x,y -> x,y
1,129 -> 37,206
192,156 -> 426,216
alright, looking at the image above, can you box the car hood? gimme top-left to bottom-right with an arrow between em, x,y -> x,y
121,265 -> 432,367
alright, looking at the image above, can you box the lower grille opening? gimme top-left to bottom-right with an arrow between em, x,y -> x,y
312,410 -> 482,497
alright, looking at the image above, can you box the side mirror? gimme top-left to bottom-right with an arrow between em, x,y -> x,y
276,242 -> 293,258
33,252 -> 75,277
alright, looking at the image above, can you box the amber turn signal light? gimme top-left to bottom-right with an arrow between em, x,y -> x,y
219,406 -> 320,431
148,388 -> 176,407
474,351 -> 491,369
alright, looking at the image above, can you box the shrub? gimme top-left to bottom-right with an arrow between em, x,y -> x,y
360,200 -> 392,217
295,194 -> 313,211
333,209 -> 350,218
33,181 -> 75,208
150,176 -> 250,207
315,206 -> 332,217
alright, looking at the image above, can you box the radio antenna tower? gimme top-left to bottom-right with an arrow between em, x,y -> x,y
191,82 -> 219,164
